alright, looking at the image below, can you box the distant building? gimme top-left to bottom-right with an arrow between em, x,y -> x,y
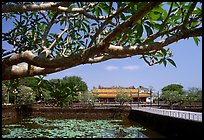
91,86 -> 151,103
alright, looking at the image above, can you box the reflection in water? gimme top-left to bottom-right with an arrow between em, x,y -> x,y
2,117 -> 164,138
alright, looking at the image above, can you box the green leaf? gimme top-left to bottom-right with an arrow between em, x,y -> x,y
154,23 -> 161,30
161,48 -> 167,56
91,23 -> 97,26
95,7 -> 102,17
163,59 -> 167,67
193,37 -> 200,46
144,25 -> 153,36
121,13 -> 126,20
100,3 -> 109,14
136,23 -> 143,38
167,58 -> 177,67
149,11 -> 161,21
82,21 -> 90,33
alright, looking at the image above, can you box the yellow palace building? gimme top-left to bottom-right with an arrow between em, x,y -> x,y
91,86 -> 152,103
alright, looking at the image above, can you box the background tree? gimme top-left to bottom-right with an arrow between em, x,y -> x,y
162,84 -> 184,93
2,2 -> 202,80
62,76 -> 88,93
78,92 -> 98,107
184,87 -> 202,105
2,83 -> 8,104
45,76 -> 88,107
33,76 -> 50,103
17,85 -> 35,104
160,84 -> 185,108
2,79 -> 19,104
17,76 -> 50,103
61,76 -> 88,104
115,91 -> 133,107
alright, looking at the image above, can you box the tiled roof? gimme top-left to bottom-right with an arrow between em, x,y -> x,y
92,88 -> 139,93
92,93 -> 150,98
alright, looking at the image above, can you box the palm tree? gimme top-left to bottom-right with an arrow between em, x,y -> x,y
35,75 -> 47,103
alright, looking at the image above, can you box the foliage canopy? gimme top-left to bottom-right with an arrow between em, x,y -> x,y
2,2 -> 202,80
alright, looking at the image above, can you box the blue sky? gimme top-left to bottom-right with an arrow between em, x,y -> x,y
2,3 -> 202,93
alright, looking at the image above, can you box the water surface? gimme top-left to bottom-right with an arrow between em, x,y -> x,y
2,117 -> 165,138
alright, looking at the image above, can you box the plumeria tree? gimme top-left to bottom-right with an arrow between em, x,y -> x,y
2,2 -> 202,80
17,85 -> 35,104
160,84 -> 185,108
184,87 -> 202,105
2,83 -> 8,104
115,91 -> 133,107
78,92 -> 99,107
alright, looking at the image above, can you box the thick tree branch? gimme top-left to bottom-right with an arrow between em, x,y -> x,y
2,2 -> 73,13
105,27 -> 202,56
2,27 -> 201,71
2,27 -> 202,80
86,54 -> 131,64
2,63 -> 68,80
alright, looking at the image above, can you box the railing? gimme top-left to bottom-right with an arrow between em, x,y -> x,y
132,107 -> 202,122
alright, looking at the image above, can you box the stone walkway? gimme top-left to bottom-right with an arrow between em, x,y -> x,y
131,107 -> 202,122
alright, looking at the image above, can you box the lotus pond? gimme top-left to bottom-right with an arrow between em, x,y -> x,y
2,117 -> 164,138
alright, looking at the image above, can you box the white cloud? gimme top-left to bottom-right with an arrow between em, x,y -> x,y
122,65 -> 140,71
104,65 -> 119,71
104,65 -> 140,71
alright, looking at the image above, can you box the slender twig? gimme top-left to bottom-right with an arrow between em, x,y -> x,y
41,12 -> 58,49
182,2 -> 197,28
48,28 -> 68,50
159,2 -> 174,32
142,55 -> 153,66
88,5 -> 130,48
2,50 -> 17,57
39,10 -> 49,23
141,15 -> 200,46
108,2 -> 113,17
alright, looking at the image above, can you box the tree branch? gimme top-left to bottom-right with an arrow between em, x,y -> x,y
86,54 -> 131,64
182,2 -> 197,28
48,27 -> 68,50
141,15 -> 200,46
159,2 -> 174,32
105,27 -> 202,56
99,2 -> 162,48
2,63 -> 68,80
41,12 -> 58,50
88,5 -> 130,48
2,27 -> 201,72
39,10 -> 49,23
2,2 -> 73,13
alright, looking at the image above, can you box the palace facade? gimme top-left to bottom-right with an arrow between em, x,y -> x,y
91,86 -> 152,103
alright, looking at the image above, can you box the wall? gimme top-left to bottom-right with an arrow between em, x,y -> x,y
2,104 -> 130,120
2,104 -> 33,121
128,109 -> 203,138
30,106 -> 130,119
